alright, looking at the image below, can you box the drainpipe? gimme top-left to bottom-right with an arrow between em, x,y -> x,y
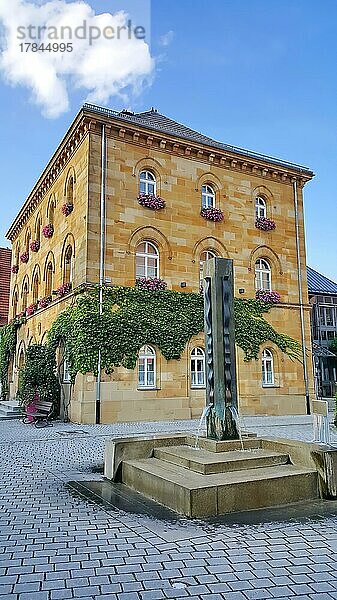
293,178 -> 310,414
96,123 -> 106,424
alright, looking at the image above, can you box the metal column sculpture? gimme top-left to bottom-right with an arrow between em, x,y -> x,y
203,257 -> 239,440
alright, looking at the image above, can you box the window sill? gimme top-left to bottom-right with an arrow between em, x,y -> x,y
137,387 -> 160,391
262,384 -> 279,389
191,385 -> 206,390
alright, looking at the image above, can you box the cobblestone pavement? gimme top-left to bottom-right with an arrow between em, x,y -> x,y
1,417 -> 337,600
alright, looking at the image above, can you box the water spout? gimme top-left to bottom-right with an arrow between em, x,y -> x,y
195,403 -> 213,449
228,405 -> 244,451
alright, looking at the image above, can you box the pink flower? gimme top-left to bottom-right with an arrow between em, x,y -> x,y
255,217 -> 276,231
30,240 -> 40,252
56,282 -> 72,297
11,265 -> 19,274
26,303 -> 37,317
200,207 -> 224,222
136,277 -> 167,291
256,290 -> 281,304
62,203 -> 73,216
43,224 -> 54,238
20,252 -> 29,264
138,194 -> 166,210
38,296 -> 52,309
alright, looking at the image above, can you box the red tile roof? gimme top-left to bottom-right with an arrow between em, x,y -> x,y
0,248 -> 11,326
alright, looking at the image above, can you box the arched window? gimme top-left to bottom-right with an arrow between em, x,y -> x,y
48,197 -> 55,226
201,184 -> 215,209
21,280 -> 29,311
45,262 -> 53,297
32,272 -> 39,305
63,357 -> 71,383
255,196 -> 266,219
15,243 -> 20,266
200,249 -> 217,287
136,241 -> 159,279
67,176 -> 74,206
139,170 -> 156,195
12,291 -> 18,318
35,216 -> 41,244
18,348 -> 25,370
191,347 -> 206,388
255,258 -> 271,291
63,245 -> 73,285
25,229 -> 31,254
262,348 -> 274,386
138,345 -> 156,388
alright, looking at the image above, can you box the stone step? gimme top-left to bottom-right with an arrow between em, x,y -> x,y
0,401 -> 22,420
122,458 -> 319,517
153,445 -> 289,474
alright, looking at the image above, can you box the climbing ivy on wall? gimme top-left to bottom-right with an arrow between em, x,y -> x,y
47,286 -> 301,383
234,298 -> 301,361
0,317 -> 25,400
17,344 -> 60,409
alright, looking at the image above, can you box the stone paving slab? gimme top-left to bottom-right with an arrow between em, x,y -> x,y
1,417 -> 337,599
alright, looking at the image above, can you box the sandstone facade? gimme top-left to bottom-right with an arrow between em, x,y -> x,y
6,105 -> 315,423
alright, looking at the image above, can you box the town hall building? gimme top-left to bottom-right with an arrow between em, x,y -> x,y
5,104 -> 315,423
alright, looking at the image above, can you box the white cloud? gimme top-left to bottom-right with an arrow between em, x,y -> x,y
0,0 -> 154,118
158,30 -> 174,48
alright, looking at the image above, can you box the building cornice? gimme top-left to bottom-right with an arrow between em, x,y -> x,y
6,105 -> 314,242
84,107 -> 314,187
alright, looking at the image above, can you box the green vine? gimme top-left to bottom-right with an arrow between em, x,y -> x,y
47,287 -> 301,383
0,317 -> 25,400
234,298 -> 302,361
17,344 -> 60,410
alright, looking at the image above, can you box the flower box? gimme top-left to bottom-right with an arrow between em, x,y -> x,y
200,207 -> 224,222
38,296 -> 52,309
61,203 -> 73,216
26,303 -> 37,317
256,290 -> 281,304
30,240 -> 40,253
17,311 -> 26,319
11,265 -> 19,274
136,277 -> 167,292
137,194 -> 166,210
56,282 -> 72,298
20,252 -> 29,264
43,224 -> 54,238
255,217 -> 276,231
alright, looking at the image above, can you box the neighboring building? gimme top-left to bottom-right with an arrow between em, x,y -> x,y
0,247 -> 11,326
6,104 -> 315,423
307,266 -> 337,398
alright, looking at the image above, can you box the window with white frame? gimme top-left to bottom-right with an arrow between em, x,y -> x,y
319,306 -> 336,327
139,170 -> 156,195
191,347 -> 206,387
63,358 -> 71,383
64,245 -> 73,285
255,196 -> 266,219
138,345 -> 156,388
201,184 -> 215,209
255,258 -> 272,291
136,241 -> 159,278
199,249 -> 217,288
262,348 -> 274,386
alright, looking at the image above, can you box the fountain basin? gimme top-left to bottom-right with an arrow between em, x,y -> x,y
104,434 -> 337,518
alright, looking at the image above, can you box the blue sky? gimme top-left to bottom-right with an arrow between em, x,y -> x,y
0,0 -> 336,281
